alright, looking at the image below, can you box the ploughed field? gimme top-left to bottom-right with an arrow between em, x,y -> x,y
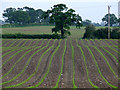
1,39 -> 119,89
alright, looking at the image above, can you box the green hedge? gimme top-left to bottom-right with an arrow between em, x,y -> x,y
83,25 -> 120,39
2,23 -> 54,28
1,33 -> 64,39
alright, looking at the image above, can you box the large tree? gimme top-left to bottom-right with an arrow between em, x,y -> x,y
102,13 -> 117,26
3,6 -> 45,24
12,10 -> 30,24
45,4 -> 82,37
82,19 -> 92,26
118,18 -> 120,26
35,9 -> 44,23
23,6 -> 36,23
3,7 -> 16,23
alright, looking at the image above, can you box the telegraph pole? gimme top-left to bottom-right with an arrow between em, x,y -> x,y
108,5 -> 111,39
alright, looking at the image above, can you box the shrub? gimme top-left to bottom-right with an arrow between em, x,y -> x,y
2,33 -> 65,39
82,26 -> 120,39
83,24 -> 95,39
94,28 -> 108,39
110,27 -> 120,39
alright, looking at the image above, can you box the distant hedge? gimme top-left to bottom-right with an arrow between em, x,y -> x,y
1,33 -> 65,39
83,25 -> 120,39
2,23 -> 54,28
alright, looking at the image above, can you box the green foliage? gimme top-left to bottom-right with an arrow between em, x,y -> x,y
3,7 -> 45,25
3,7 -> 16,23
83,24 -> 95,39
102,14 -> 117,26
82,19 -> 92,26
117,18 -> 120,26
2,33 -> 64,39
12,10 -> 30,24
83,26 -> 120,39
45,4 -> 82,37
110,27 -> 120,39
94,28 -> 108,39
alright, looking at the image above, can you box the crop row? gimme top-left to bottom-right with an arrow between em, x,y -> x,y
2,39 -> 119,88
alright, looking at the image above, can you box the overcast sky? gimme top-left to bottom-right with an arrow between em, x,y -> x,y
0,0 -> 119,23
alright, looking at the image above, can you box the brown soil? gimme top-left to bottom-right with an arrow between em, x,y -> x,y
81,46 -> 109,88
17,40 -> 26,47
72,39 -> 92,88
58,39 -> 73,88
2,40 -> 12,47
38,40 -> 64,88
2,39 -> 119,89
2,40 -> 54,87
89,47 -> 118,87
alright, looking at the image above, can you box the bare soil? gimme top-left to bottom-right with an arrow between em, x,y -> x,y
2,39 -> 119,89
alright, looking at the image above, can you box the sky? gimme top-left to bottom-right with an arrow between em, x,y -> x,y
0,0 -> 119,23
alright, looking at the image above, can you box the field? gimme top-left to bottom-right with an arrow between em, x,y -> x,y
1,39 -> 119,89
2,26 -> 85,39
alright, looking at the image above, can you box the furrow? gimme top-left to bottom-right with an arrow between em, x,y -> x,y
2,40 -> 51,86
76,39 -> 99,89
4,40 -> 56,88
28,39 -> 61,88
1,40 -> 44,80
94,47 -> 119,80
70,39 -> 77,88
87,46 -> 118,88
1,40 -> 41,63
53,40 -> 66,88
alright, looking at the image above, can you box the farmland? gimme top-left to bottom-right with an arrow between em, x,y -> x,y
1,39 -> 119,89
2,26 -> 85,39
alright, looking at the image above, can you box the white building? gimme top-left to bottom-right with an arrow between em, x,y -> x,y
118,1 -> 120,18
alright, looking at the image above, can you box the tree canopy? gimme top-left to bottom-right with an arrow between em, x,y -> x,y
118,18 -> 120,26
3,7 -> 45,25
45,4 -> 82,37
102,13 -> 117,26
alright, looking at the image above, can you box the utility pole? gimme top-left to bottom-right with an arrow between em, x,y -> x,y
108,5 -> 111,39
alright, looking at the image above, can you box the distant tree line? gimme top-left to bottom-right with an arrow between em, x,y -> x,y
3,4 -> 82,37
2,5 -> 120,39
102,13 -> 119,26
3,6 -> 50,25
82,13 -> 120,27
3,6 -> 120,27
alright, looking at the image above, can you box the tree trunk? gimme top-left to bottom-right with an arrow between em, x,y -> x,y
61,28 -> 64,37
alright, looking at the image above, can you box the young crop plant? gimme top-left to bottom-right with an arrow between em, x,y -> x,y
87,46 -> 118,88
2,40 -> 7,45
1,40 -> 44,80
27,39 -> 34,47
5,40 -> 56,88
3,40 -> 12,47
100,47 -> 119,64
76,39 -> 99,89
53,39 -> 67,88
94,47 -> 119,80
20,40 -> 28,47
1,40 -> 51,85
15,40 -> 24,47
108,47 -> 120,55
108,40 -> 118,47
8,40 -> 17,47
1,40 -> 44,69
70,39 -> 77,88
90,39 -> 119,52
1,40 -> 41,61
28,39 -> 61,88
1,47 -> 33,69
